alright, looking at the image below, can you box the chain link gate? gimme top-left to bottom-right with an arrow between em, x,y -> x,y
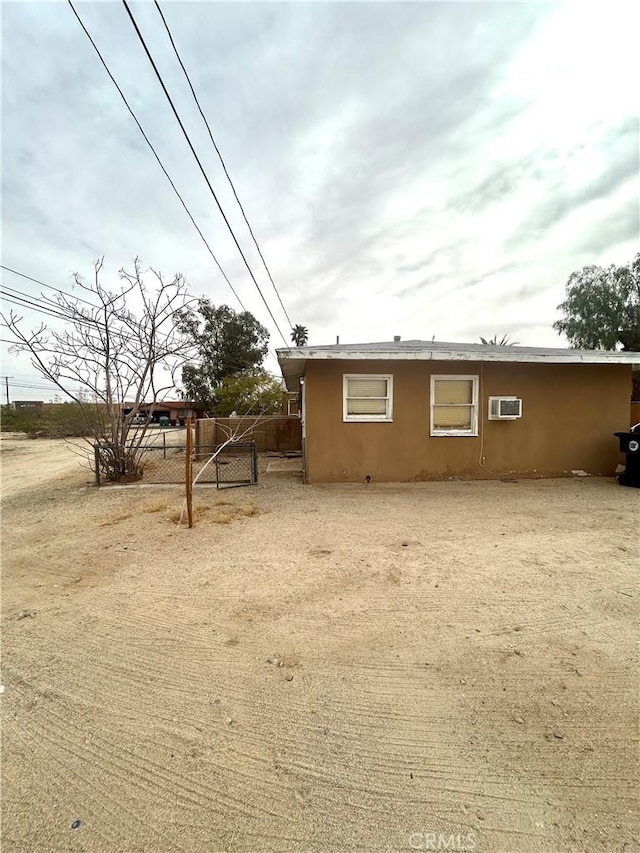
196,441 -> 258,489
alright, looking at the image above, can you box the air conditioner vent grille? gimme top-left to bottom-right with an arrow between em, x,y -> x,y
499,399 -> 521,417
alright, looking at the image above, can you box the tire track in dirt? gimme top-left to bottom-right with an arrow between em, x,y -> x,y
6,674 -> 219,817
4,677 -> 291,845
6,713 -> 157,852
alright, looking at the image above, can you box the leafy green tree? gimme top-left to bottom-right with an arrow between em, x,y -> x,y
214,371 -> 285,416
176,301 -> 269,407
479,334 -> 518,346
553,253 -> 640,351
291,324 -> 309,346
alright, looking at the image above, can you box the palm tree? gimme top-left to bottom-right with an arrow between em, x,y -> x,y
291,325 -> 309,347
479,334 -> 519,346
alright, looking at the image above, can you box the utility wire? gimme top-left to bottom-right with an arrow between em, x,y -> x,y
2,273 -> 283,379
1,291 -> 87,325
154,0 -> 294,331
1,287 -> 165,347
1,283 -> 82,315
1,276 -> 270,378
2,268 -> 187,348
67,0 -> 247,312
1,265 -> 99,309
121,0 -> 290,349
9,383 -> 65,391
1,291 -> 186,359
0,288 -> 145,342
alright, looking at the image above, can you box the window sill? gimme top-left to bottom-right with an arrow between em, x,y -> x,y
344,417 -> 393,423
430,431 -> 478,437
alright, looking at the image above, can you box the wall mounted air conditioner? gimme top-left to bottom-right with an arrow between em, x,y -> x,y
488,396 -> 523,420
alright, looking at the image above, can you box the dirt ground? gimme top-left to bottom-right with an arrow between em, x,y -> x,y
1,433 -> 638,852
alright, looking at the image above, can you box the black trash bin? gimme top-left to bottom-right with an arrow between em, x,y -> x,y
614,423 -> 640,488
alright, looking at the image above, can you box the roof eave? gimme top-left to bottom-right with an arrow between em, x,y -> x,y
277,346 -> 637,363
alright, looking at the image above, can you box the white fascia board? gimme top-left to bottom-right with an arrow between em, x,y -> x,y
277,348 -> 637,365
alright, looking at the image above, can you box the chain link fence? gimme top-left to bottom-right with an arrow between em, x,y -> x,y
94,440 -> 258,488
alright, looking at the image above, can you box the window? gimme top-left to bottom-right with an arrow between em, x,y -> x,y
343,374 -> 393,422
430,375 -> 478,436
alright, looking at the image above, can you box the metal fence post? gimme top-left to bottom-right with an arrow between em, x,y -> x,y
94,443 -> 101,486
185,416 -> 193,527
163,431 -> 166,460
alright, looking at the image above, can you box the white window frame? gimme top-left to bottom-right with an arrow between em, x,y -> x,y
343,374 -> 393,422
430,374 -> 479,437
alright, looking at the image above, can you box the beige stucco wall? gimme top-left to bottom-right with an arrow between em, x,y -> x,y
304,359 -> 631,483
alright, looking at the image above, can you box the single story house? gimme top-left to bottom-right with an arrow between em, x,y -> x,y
13,400 -> 44,411
122,401 -> 206,426
277,339 -> 636,484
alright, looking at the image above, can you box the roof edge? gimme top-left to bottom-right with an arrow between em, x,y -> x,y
276,345 -> 638,365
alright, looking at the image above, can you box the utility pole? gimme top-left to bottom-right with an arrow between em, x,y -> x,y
1,376 -> 14,406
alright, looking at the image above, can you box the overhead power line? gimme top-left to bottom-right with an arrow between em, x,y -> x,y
154,0 -> 294,330
1,285 -> 163,348
2,267 -> 186,348
1,287 -> 186,357
1,286 -> 141,345
2,282 -> 78,313
66,0 -> 247,312
1,265 -> 99,309
2,281 -> 283,383
121,0 -> 290,349
2,270 -> 282,378
1,290 -> 84,325
9,383 -> 63,391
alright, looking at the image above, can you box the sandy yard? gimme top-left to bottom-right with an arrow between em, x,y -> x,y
1,432 -> 638,853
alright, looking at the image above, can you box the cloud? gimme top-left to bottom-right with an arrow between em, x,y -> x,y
505,122 -> 639,251
2,1 -> 638,394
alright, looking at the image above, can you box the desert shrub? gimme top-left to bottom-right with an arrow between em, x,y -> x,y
1,403 -> 103,438
0,405 -> 41,433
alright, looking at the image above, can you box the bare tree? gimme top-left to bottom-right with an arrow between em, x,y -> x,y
1,258 -> 195,482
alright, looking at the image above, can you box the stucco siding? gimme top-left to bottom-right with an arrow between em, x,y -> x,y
304,359 -> 631,483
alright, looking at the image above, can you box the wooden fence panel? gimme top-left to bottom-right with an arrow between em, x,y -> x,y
195,416 -> 301,454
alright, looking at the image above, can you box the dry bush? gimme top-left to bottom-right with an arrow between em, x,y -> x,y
211,498 -> 259,524
142,499 -> 168,514
168,497 -> 259,526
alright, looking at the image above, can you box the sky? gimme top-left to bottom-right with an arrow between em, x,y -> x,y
2,0 -> 639,401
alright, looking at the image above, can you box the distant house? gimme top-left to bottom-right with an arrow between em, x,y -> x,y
123,401 -> 206,426
13,400 -> 44,411
277,339 -> 636,484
